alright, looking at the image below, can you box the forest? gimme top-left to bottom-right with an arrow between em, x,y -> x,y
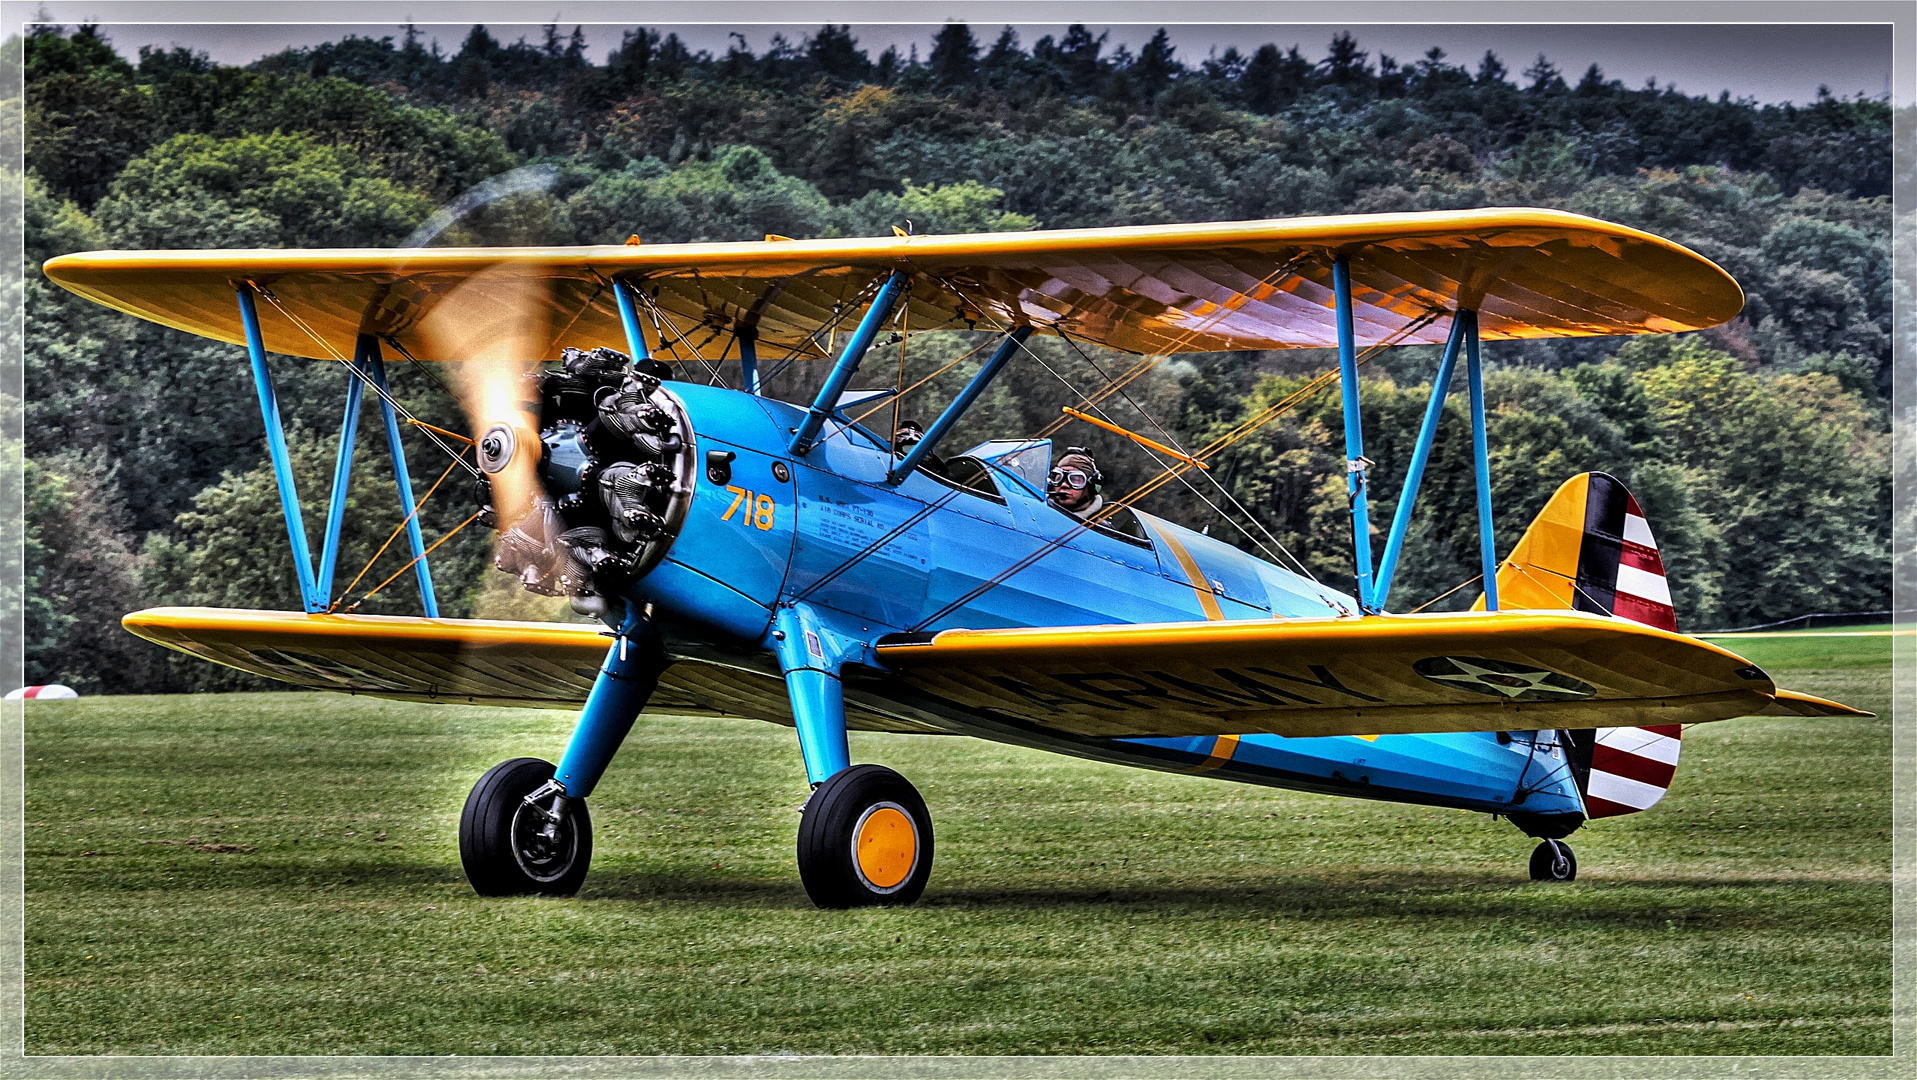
19,21 -> 1895,693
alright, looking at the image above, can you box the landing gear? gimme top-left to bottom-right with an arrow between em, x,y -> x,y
460,757 -> 593,896
1529,838 -> 1577,882
797,765 -> 933,908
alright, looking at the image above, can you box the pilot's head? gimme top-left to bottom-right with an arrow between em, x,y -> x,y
1048,449 -> 1102,514
894,420 -> 925,452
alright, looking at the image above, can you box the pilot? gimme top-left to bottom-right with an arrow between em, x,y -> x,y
1047,448 -> 1104,519
892,419 -> 947,477
893,419 -> 926,455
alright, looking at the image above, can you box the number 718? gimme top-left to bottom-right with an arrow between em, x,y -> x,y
722,486 -> 775,530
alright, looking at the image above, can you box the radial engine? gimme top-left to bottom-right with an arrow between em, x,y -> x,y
485,347 -> 696,617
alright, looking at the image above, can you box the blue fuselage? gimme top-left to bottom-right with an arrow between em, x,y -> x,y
631,382 -> 1584,819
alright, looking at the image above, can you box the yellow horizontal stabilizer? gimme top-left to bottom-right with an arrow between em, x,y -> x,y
874,610 -> 1804,739
45,208 -> 1742,363
1757,687 -> 1875,718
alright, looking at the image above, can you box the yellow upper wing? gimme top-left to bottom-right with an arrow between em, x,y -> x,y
43,208 -> 1742,362
874,610 -> 1864,738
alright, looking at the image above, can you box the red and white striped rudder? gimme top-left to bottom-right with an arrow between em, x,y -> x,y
1489,472 -> 1683,819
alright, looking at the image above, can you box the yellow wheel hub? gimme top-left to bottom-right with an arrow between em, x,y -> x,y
853,804 -> 917,890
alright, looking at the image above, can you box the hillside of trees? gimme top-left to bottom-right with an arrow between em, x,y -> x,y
21,22 -> 1894,693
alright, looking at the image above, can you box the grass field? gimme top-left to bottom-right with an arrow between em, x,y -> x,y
25,630 -> 1892,1055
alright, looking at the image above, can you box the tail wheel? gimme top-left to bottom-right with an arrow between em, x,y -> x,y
1529,838 -> 1577,882
797,764 -> 932,909
460,757 -> 593,896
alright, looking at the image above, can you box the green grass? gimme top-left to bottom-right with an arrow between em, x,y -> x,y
26,633 -> 1890,1055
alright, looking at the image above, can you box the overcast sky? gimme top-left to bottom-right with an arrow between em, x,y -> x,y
65,21 -> 1892,104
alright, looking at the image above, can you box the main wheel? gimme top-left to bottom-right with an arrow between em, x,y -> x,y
1529,838 -> 1577,882
797,764 -> 932,909
460,757 -> 593,896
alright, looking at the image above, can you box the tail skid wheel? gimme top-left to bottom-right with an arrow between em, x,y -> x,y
460,757 -> 593,896
1529,838 -> 1577,882
797,764 -> 933,909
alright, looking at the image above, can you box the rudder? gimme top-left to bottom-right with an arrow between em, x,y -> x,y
1480,472 -> 1682,819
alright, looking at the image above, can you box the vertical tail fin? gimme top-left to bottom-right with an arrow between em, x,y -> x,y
1477,472 -> 1677,630
1481,472 -> 1682,819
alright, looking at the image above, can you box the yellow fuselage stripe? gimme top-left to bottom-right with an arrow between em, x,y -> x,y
1188,733 -> 1241,772
1142,522 -> 1227,621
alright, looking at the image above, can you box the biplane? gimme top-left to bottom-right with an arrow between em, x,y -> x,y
44,207 -> 1867,908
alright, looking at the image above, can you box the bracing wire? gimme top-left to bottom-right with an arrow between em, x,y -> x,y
1407,573 -> 1485,614
756,278 -> 886,388
250,289 -> 482,477
1014,339 -> 1313,581
344,510 -> 486,612
908,304 -> 1450,629
925,272 -> 1409,583
1030,253 -> 1315,439
1048,326 -> 1321,582
634,288 -> 728,387
330,455 -> 466,610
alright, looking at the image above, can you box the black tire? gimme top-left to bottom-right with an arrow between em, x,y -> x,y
1529,838 -> 1577,882
460,757 -> 592,897
797,764 -> 933,909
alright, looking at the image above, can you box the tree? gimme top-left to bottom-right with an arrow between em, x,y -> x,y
452,24 -> 499,96
838,179 -> 1037,236
928,22 -> 978,86
809,25 -> 871,83
1050,24 -> 1108,95
1523,53 -> 1565,94
1240,44 -> 1312,113
1476,50 -> 1508,85
1133,28 -> 1180,97
25,22 -> 131,80
26,24 -> 158,206
24,455 -> 174,693
566,145 -> 837,244
95,132 -> 435,248
604,27 -> 656,94
1320,31 -> 1371,89
1575,62 -> 1612,97
1633,344 -> 1887,625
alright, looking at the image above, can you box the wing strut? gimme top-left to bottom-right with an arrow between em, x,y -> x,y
1352,300 -> 1500,614
1465,311 -> 1500,611
1374,315 -> 1467,609
612,279 -> 652,362
236,286 -> 441,615
790,270 -> 909,455
363,338 -> 441,616
888,326 -> 1031,483
1332,257 -> 1379,612
238,287 -> 323,612
737,324 -> 761,395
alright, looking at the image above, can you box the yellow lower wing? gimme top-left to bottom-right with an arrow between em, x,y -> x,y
121,608 -> 938,732
874,610 -> 1867,738
125,607 -> 1866,741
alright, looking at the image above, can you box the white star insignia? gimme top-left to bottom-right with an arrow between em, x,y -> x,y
1422,658 -> 1587,699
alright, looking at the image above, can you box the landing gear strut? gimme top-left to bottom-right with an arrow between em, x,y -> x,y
460,604 -> 664,898
1529,838 -> 1577,882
